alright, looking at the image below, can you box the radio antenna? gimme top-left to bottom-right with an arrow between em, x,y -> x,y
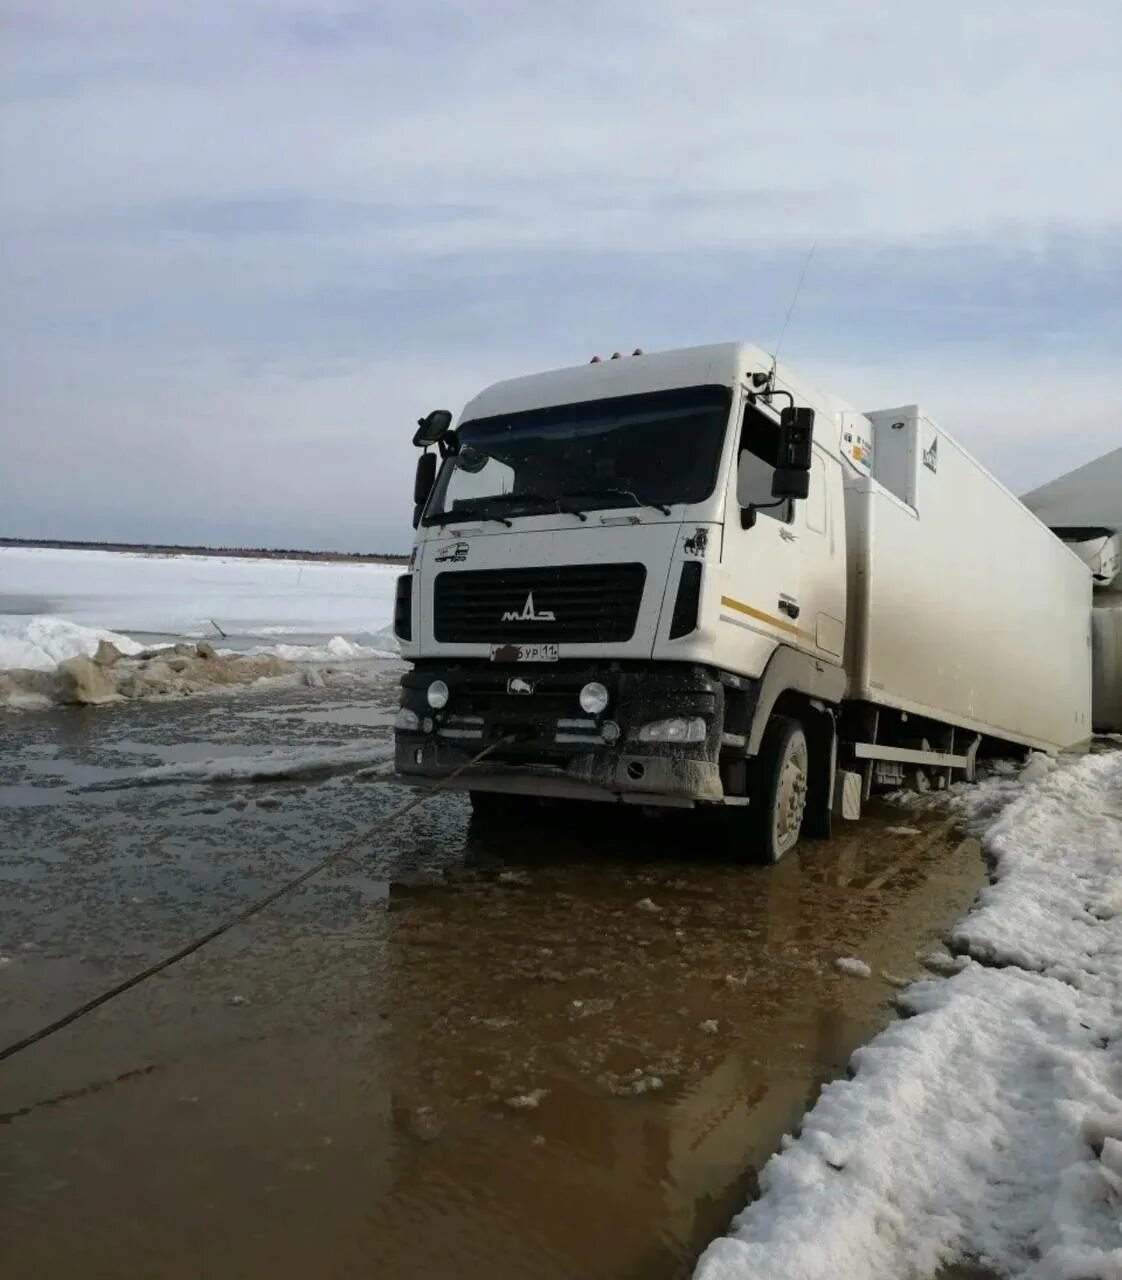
768,240 -> 816,388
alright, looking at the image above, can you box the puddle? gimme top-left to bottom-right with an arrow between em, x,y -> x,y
935,1266 -> 1003,1280
234,702 -> 395,729
353,811 -> 985,1278
0,673 -> 990,1279
0,784 -> 73,809
106,738 -> 266,765
0,702 -> 986,1280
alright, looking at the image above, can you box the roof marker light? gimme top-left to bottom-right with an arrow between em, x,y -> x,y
632,348 -> 643,356
610,352 -> 622,360
590,355 -> 602,363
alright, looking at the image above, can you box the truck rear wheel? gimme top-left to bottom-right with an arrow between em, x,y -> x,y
749,716 -> 809,863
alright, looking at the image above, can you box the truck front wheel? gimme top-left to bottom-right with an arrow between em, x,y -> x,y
749,716 -> 809,863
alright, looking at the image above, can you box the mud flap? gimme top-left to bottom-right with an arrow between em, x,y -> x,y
802,706 -> 836,840
832,769 -> 862,820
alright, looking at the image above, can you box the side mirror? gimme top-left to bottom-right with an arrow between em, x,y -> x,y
414,451 -> 437,505
772,469 -> 810,500
777,406 -> 814,468
772,405 -> 814,500
413,409 -> 453,447
740,505 -> 757,530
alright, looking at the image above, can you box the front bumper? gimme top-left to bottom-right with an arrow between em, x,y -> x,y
394,661 -> 728,805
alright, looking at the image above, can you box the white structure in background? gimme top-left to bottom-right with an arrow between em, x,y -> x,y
1023,447 -> 1122,731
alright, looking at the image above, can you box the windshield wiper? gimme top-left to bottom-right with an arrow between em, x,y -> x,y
479,492 -> 589,522
559,487 -> 672,516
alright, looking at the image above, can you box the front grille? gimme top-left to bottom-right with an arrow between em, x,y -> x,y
433,563 -> 646,644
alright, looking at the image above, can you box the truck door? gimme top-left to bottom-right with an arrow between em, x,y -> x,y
719,396 -> 806,653
795,449 -> 845,660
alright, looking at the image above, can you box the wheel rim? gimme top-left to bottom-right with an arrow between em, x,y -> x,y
772,731 -> 808,856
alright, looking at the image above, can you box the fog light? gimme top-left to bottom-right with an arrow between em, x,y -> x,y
395,707 -> 420,731
579,681 -> 609,714
635,716 -> 706,743
601,720 -> 621,743
421,716 -> 434,734
426,679 -> 450,709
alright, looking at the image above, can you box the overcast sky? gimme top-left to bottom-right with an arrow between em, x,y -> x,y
2,1 -> 1120,552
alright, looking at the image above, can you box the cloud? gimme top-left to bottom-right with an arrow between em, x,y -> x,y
1,0 -> 1120,548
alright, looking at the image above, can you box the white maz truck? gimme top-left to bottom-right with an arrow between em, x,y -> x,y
393,343 -> 1092,859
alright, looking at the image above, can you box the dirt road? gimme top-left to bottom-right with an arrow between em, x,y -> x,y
0,665 -> 985,1278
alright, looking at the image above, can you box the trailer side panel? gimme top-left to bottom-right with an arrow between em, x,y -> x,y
844,413 -> 1091,751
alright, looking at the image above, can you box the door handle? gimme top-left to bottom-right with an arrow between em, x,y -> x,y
778,599 -> 801,620
779,528 -> 797,543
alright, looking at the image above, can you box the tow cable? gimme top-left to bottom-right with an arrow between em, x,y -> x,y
0,736 -> 515,1066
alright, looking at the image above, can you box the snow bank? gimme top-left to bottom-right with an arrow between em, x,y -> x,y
239,635 -> 396,663
0,616 -> 143,671
0,547 -> 403,706
695,748 -> 1122,1280
0,626 -> 399,709
0,640 -> 299,709
951,751 -> 1122,992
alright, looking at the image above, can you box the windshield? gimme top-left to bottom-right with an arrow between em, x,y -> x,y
423,385 -> 732,525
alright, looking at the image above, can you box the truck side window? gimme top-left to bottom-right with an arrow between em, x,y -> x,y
804,454 -> 826,533
736,406 -> 792,523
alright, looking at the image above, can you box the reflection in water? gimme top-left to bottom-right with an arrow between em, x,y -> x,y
360,807 -> 982,1279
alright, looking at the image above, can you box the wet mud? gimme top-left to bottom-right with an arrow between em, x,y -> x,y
0,670 -> 985,1279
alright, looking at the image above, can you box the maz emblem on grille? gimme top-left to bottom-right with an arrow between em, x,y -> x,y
501,592 -> 556,623
434,563 -> 644,644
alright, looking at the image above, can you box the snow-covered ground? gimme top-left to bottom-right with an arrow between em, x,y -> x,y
695,748 -> 1122,1280
0,546 -> 400,673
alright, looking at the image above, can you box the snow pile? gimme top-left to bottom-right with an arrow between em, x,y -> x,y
951,750 -> 1122,990
0,640 -> 298,709
695,747 -> 1122,1280
0,547 -> 405,707
0,616 -> 144,671
241,635 -> 396,663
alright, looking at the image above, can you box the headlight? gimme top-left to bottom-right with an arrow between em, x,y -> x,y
635,716 -> 706,743
395,707 -> 420,731
426,679 -> 450,709
579,681 -> 609,714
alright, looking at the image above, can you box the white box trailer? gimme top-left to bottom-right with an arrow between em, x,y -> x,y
845,406 -> 1093,764
394,343 -> 1093,859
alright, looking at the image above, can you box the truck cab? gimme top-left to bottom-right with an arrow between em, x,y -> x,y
393,342 -> 850,860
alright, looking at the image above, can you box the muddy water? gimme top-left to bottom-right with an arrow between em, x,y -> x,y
0,678 -> 985,1280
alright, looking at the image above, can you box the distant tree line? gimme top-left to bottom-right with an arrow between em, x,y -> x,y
0,536 -> 409,565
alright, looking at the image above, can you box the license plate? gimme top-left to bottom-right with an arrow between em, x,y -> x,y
489,642 -> 558,663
